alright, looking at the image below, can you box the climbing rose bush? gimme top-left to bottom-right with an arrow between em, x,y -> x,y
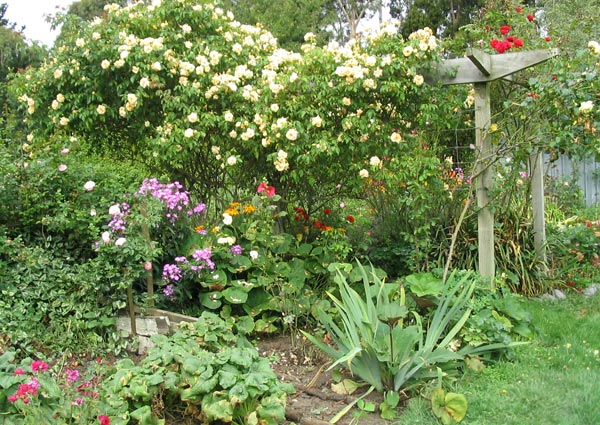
10,0 -> 461,210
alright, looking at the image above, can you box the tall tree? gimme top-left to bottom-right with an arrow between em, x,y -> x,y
332,0 -> 383,40
221,0 -> 337,50
540,0 -> 600,55
390,0 -> 485,39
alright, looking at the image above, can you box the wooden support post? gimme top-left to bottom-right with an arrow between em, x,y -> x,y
474,82 -> 495,283
530,150 -> 547,264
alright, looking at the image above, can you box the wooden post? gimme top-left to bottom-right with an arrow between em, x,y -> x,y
530,150 -> 547,263
474,82 -> 495,281
430,48 -> 559,284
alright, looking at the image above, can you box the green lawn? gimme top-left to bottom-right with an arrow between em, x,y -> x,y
397,293 -> 600,424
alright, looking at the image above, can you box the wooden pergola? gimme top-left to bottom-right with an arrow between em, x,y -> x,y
433,47 -> 559,281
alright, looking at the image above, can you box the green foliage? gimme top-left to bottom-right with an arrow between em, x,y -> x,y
431,387 -> 468,424
303,262 -> 524,394
101,312 -> 294,424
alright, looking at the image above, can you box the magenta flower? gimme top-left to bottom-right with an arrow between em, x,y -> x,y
31,361 -> 48,372
66,369 -> 80,383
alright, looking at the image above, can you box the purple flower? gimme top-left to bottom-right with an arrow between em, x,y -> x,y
162,264 -> 183,281
187,203 -> 207,216
192,248 -> 215,270
163,284 -> 175,297
230,244 -> 243,255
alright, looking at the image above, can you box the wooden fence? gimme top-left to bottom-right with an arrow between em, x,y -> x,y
545,155 -> 600,206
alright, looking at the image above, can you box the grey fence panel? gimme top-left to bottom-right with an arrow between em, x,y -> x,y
545,155 -> 600,206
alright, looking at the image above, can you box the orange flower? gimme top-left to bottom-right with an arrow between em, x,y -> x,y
225,207 -> 240,216
243,204 -> 257,214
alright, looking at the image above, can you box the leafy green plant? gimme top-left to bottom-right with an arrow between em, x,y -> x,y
0,352 -> 109,424
303,262 -> 526,395
101,311 -> 294,424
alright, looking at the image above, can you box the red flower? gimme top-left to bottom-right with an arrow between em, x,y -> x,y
500,25 -> 511,35
515,7 -> 522,12
494,40 -> 512,54
513,38 -> 524,48
98,415 -> 111,425
490,39 -> 500,48
527,14 -> 534,22
551,75 -> 558,81
506,36 -> 515,42
324,208 -> 331,215
257,182 -> 268,194
346,216 -> 355,223
266,186 -> 275,197
485,25 -> 491,31
14,368 -> 25,376
544,36 -> 552,41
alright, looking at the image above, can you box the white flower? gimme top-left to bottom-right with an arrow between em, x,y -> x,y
58,164 -> 67,172
108,204 -> 121,215
342,97 -> 351,106
311,116 -> 323,127
115,237 -> 127,246
90,209 -> 96,216
54,69 -> 63,79
181,24 -> 192,33
224,111 -> 234,122
270,103 -> 279,112
370,156 -> 381,167
26,134 -> 33,142
277,149 -> 288,159
579,100 -> 594,114
184,128 -> 194,138
187,112 -> 198,123
97,104 -> 106,115
249,250 -> 259,260
359,169 -> 369,178
588,40 -> 600,55
59,117 -> 69,126
286,128 -> 298,141
51,100 -> 59,110
211,145 -> 220,155
226,155 -> 237,166
151,61 -> 162,71
413,74 -> 424,86
84,181 -> 96,191
403,46 -> 414,57
75,38 -> 85,47
92,32 -> 101,40
101,60 -> 111,70
390,132 -> 402,143
139,77 -> 150,88
222,213 -> 233,225
101,231 -> 111,244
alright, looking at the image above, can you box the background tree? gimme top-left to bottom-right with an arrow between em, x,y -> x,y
332,0 -> 383,40
0,4 -> 45,119
220,0 -> 336,50
390,0 -> 485,39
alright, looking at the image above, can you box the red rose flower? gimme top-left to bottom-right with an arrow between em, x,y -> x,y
490,39 -> 500,49
346,216 -> 355,223
527,14 -> 534,22
544,36 -> 552,41
513,38 -> 524,48
324,208 -> 331,215
500,25 -> 511,35
485,25 -> 491,31
515,7 -> 522,12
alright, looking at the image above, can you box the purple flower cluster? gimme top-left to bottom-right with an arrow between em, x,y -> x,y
162,263 -> 183,281
230,244 -> 243,255
187,202 -> 207,216
163,284 -> 175,297
191,248 -> 215,271
138,178 -> 191,222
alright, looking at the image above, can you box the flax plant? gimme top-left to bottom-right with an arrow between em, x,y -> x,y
304,263 -> 526,392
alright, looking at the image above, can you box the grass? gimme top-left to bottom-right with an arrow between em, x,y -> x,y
397,292 -> 600,424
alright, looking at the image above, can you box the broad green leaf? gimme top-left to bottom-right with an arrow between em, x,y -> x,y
222,287 -> 248,304
405,272 -> 443,297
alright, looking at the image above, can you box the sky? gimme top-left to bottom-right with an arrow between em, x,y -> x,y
3,0 -> 74,46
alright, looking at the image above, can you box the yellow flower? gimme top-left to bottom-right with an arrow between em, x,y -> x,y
225,207 -> 240,216
243,205 -> 257,214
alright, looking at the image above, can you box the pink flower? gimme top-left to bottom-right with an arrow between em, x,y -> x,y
61,148 -> 70,155
14,368 -> 25,376
58,164 -> 68,172
257,182 -> 276,197
98,415 -> 110,425
7,394 -> 18,403
31,361 -> 48,372
84,181 -> 96,191
66,369 -> 80,383
144,261 -> 152,271
114,237 -> 126,247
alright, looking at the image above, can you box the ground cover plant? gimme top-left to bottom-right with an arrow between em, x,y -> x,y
1,0 -> 600,423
